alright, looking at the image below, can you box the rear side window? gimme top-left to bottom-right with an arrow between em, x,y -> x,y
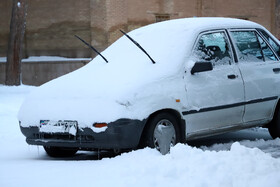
194,31 -> 233,66
231,31 -> 264,62
258,29 -> 280,57
257,35 -> 277,61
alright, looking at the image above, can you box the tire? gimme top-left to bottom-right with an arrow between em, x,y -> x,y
268,109 -> 280,139
43,146 -> 78,158
144,113 -> 180,155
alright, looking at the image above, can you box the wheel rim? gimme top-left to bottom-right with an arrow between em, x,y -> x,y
153,119 -> 176,155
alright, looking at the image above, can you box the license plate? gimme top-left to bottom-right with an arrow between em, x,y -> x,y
40,120 -> 77,136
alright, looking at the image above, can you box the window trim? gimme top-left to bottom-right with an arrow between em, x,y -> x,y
255,31 -> 279,62
228,28 -> 272,63
228,29 -> 258,63
228,29 -> 279,63
255,32 -> 265,62
191,29 -> 235,66
256,29 -> 280,60
225,29 -> 238,63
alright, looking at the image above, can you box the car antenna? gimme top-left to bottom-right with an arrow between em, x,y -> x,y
119,30 -> 156,64
74,35 -> 108,63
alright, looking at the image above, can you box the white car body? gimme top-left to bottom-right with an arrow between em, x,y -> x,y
18,17 -> 280,155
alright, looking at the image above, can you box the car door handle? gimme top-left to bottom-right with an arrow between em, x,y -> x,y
273,68 -> 280,73
227,74 -> 237,79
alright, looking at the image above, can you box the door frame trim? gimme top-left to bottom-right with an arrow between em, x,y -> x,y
182,96 -> 278,115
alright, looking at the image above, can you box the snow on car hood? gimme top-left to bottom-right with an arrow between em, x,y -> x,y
18,17 -> 262,128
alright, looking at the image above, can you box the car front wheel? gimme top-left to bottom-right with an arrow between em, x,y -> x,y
145,113 -> 180,155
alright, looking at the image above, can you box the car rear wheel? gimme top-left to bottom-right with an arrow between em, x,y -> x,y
145,113 -> 180,155
268,108 -> 280,139
43,146 -> 78,157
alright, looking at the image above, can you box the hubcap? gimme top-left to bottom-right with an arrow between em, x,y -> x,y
153,119 -> 176,155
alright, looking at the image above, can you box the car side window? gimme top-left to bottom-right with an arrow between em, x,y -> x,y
230,31 -> 264,62
257,34 -> 277,61
258,29 -> 280,57
194,32 -> 233,66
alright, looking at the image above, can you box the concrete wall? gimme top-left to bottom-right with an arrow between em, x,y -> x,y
26,0 -> 92,58
0,61 -> 89,86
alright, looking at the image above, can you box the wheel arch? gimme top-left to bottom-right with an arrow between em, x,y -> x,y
138,108 -> 186,148
266,98 -> 280,127
266,98 -> 280,139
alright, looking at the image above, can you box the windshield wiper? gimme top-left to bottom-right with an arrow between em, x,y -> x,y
74,35 -> 108,63
120,30 -> 156,64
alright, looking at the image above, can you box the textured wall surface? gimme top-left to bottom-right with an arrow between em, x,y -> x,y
0,0 -> 279,85
1,0 -> 279,58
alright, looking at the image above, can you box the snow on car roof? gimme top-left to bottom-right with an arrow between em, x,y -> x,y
18,17 -> 264,127
170,17 -> 261,31
93,17 -> 262,75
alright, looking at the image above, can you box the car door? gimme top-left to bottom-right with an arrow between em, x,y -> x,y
183,30 -> 245,136
229,29 -> 280,124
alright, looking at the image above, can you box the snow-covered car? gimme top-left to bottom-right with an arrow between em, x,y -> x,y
18,17 -> 280,157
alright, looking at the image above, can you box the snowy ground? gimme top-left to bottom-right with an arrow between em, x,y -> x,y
1,85 -> 280,187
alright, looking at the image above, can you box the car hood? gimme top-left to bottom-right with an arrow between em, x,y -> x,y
18,18 -> 194,128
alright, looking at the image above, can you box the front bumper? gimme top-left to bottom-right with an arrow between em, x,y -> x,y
20,119 -> 146,150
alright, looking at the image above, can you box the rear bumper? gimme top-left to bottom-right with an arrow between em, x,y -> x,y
20,119 -> 146,150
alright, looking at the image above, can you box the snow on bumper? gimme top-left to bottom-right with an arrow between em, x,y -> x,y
20,119 -> 146,150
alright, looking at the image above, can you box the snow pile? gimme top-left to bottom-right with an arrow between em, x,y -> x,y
0,85 -> 34,136
110,143 -> 280,187
18,17 -> 264,129
1,85 -> 280,187
166,143 -> 280,187
202,138 -> 280,158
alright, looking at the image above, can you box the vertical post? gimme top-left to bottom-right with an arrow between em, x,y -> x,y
5,0 -> 28,86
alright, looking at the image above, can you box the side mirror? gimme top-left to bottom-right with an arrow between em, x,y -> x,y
191,61 -> 213,75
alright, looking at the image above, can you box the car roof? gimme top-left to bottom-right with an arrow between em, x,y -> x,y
176,17 -> 262,31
